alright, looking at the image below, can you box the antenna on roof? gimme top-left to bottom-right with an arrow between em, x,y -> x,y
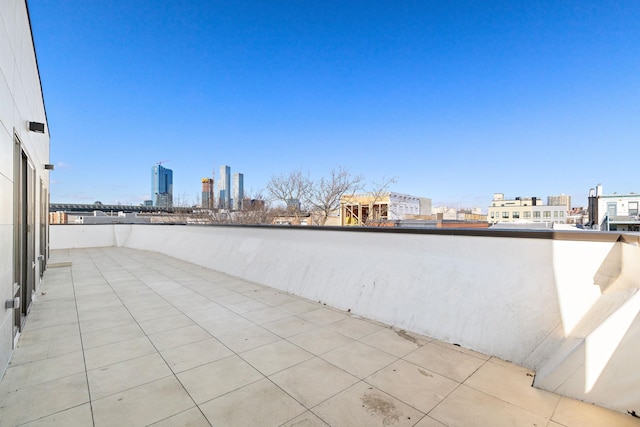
157,160 -> 170,165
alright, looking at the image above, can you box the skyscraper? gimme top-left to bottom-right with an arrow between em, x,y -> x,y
233,173 -> 244,210
201,178 -> 214,209
151,164 -> 173,207
218,165 -> 231,209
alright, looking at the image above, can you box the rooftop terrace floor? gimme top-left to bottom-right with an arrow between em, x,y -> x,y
1,247 -> 638,427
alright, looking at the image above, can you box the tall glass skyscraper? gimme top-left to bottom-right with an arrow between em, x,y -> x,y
151,164 -> 173,207
233,173 -> 244,210
218,165 -> 231,209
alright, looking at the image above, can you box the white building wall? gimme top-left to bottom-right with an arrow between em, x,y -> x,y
389,193 -> 420,220
0,1 -> 50,375
599,195 -> 640,219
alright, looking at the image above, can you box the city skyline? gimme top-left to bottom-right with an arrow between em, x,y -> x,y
29,2 -> 640,208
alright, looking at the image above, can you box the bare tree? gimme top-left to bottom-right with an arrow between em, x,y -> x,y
266,169 -> 312,219
307,166 -> 363,225
365,176 -> 398,225
230,192 -> 276,225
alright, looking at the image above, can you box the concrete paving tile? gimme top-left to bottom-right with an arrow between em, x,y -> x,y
76,305 -> 131,322
198,314 -> 256,335
22,308 -> 78,331
200,378 -> 306,426
84,336 -> 157,370
269,357 -> 359,407
365,359 -> 459,413
81,324 -> 145,349
128,304 -> 182,322
148,324 -> 212,351
123,299 -> 172,314
242,306 -> 291,325
160,338 -> 233,373
488,355 -> 520,367
0,373 -> 89,426
325,317 -> 383,339
117,287 -> 162,297
17,323 -> 80,347
196,285 -> 236,299
312,382 -> 424,427
9,335 -> 82,366
359,327 -> 425,358
262,316 -> 319,338
36,291 -> 76,303
464,359 -> 560,419
289,327 -> 354,355
211,293 -> 251,306
20,403 -> 93,427
428,384 -> 548,427
155,288 -> 195,300
280,411 -> 330,426
298,308 -> 349,326
225,298 -> 271,314
431,340 -> 490,360
87,353 -> 173,399
278,300 -> 322,315
138,313 -> 195,335
184,305 -> 236,323
176,355 -> 263,404
231,282 -> 265,293
0,350 -> 85,392
74,295 -> 122,312
31,297 -> 76,311
91,376 -> 195,427
172,296 -> 217,312
240,339 -> 314,376
149,407 -> 210,426
551,396 -> 640,427
72,286 -> 112,298
321,341 -> 397,379
251,290 -> 299,306
412,415 -> 448,427
215,325 -> 281,353
79,314 -> 137,334
404,340 -> 486,383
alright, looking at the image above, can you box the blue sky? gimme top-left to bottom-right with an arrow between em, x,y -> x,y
29,1 -> 640,209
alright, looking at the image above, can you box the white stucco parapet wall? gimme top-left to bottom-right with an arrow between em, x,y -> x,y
50,224 -> 640,415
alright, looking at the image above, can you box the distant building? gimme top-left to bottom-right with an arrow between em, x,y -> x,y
64,211 -> 151,225
431,206 -> 486,222
152,164 -> 173,207
272,212 -> 312,226
201,178 -> 214,209
50,211 -> 68,225
488,193 -> 567,225
340,192 -> 432,226
567,207 -> 589,226
233,173 -> 244,211
547,194 -> 571,210
588,184 -> 640,231
218,165 -> 231,209
241,198 -> 265,211
286,199 -> 301,211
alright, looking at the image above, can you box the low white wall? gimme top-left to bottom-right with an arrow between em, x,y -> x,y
50,224 -> 640,414
50,224 -> 118,249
